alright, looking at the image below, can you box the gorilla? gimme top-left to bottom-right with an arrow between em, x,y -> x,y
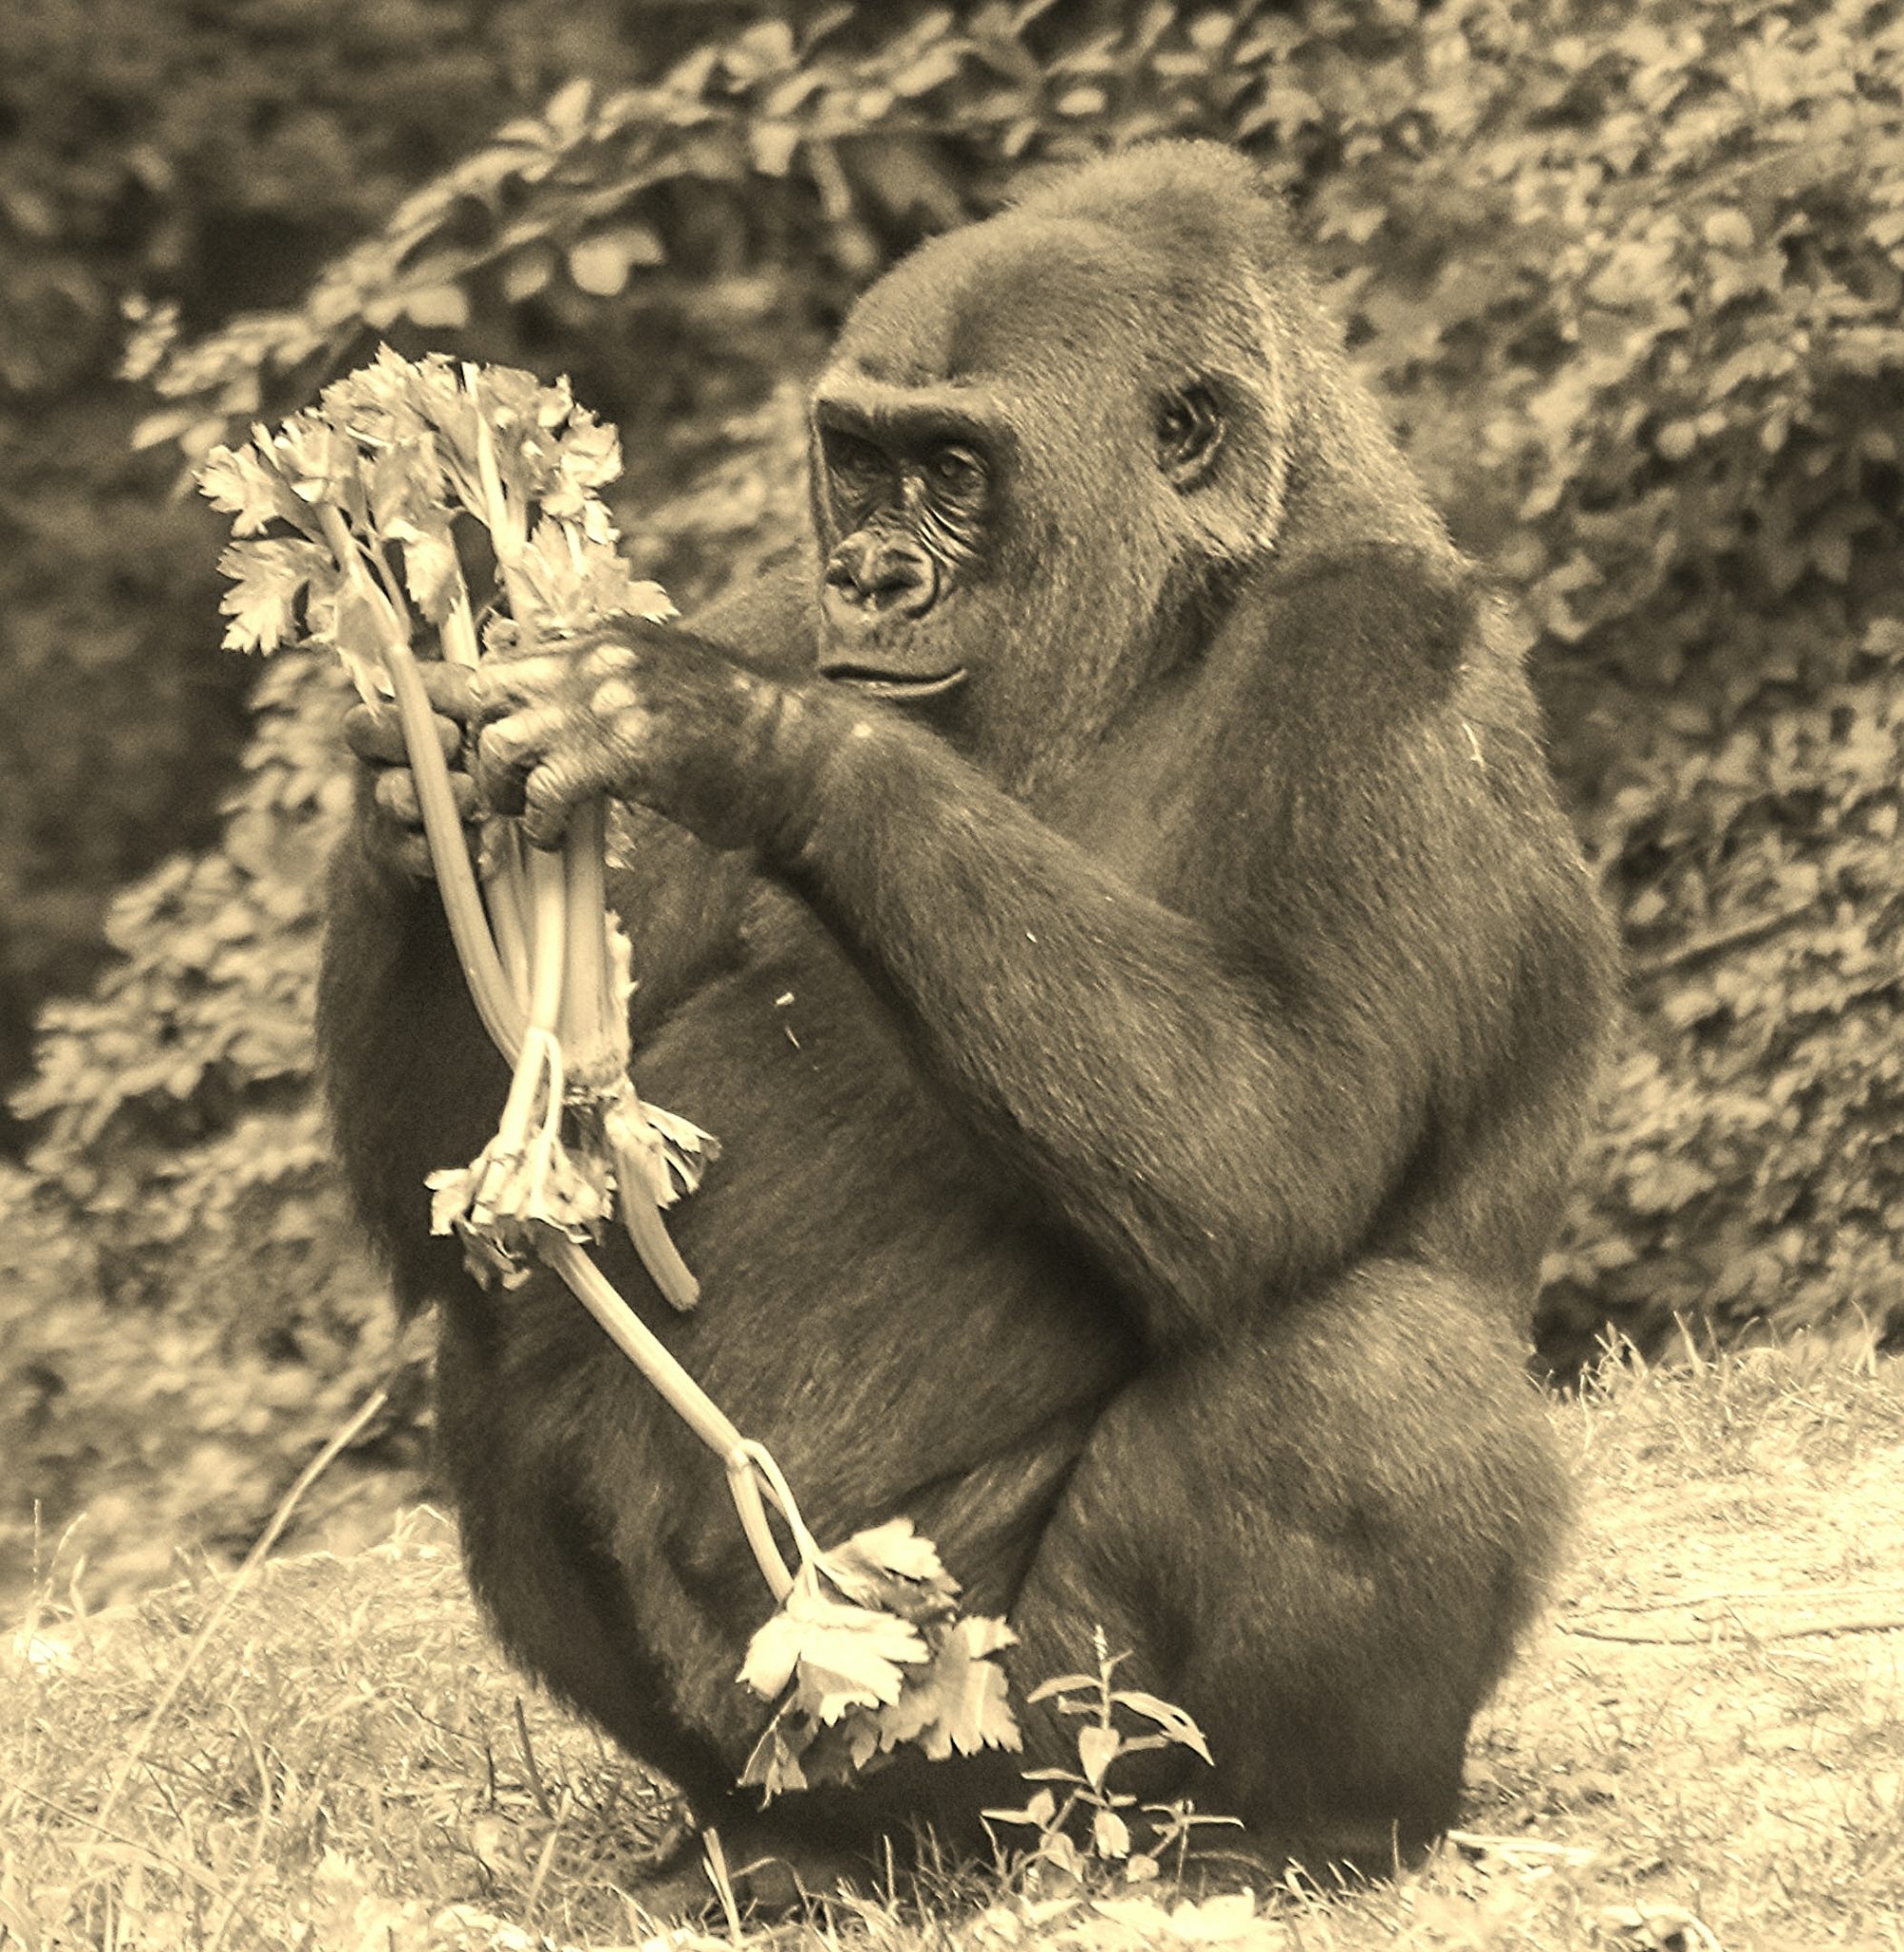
320,141 -> 1614,1900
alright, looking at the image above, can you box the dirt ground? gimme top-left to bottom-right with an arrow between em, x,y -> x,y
6,1342 -> 1903,1951
1453,1344 -> 1904,1951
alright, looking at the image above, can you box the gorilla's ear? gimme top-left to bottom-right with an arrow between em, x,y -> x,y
1156,382 -> 1224,490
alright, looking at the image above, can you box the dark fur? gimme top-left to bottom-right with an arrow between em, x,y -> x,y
319,143 -> 1615,1886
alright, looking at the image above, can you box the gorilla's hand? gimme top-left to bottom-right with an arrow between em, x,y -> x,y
342,661 -> 479,881
474,619 -> 804,852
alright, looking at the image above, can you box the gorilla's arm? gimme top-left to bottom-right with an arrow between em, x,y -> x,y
318,824 -> 508,1303
475,554 -> 1570,1342
783,726 -> 1408,1336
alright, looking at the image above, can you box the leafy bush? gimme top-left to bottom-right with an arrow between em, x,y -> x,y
0,656 -> 422,1606
0,0 -> 753,1102
12,0 -> 1904,1599
1349,0 -> 1904,1365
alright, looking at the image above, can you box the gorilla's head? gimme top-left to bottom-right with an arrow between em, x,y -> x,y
803,142 -> 1446,784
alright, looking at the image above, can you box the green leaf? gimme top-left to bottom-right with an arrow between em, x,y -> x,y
214,539 -> 331,654
199,441 -> 304,538
365,442 -> 437,537
739,1544 -> 1017,1797
737,1718 -> 809,1798
1041,1830 -> 1084,1877
1112,1690 -> 1212,1764
395,525 -> 463,625
542,76 -> 595,137
500,245 -> 558,304
509,518 -> 671,632
874,1613 -> 1020,1761
1078,1720 -> 1120,1788
398,284 -> 471,330
892,45 -> 963,97
739,1564 -> 929,1704
982,1787 -> 1057,1830
820,1515 -> 960,1621
794,1657 -> 894,1727
1092,1807 -> 1132,1859
304,578 -> 394,705
270,415 -> 354,510
134,405 -> 209,453
567,226 -> 664,297
1025,1671 -> 1101,1703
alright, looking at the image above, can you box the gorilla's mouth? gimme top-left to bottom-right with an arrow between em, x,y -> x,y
827,666 -> 968,702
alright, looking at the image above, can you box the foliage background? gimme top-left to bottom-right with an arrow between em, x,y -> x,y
5,0 -> 1901,1606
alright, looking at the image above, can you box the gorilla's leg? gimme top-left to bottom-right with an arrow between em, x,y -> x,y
648,1262 -> 1568,1909
1005,1260 -> 1570,1881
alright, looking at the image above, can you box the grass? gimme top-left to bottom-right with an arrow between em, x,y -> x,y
5,1333 -> 1902,1951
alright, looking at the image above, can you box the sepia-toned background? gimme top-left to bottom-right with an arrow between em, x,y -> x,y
3,0 -> 1899,1608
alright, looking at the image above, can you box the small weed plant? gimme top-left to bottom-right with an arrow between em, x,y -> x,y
983,1630 -> 1240,1885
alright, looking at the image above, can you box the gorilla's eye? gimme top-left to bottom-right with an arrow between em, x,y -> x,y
926,444 -> 985,498
823,428 -> 891,487
1157,385 -> 1224,485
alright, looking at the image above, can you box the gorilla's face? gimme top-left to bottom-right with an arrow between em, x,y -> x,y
808,394 -> 998,702
806,216 -> 1235,786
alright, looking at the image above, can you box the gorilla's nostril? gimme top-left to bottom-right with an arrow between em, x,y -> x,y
826,537 -> 939,615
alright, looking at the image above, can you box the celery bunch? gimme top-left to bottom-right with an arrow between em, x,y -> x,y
200,346 -> 712,1307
